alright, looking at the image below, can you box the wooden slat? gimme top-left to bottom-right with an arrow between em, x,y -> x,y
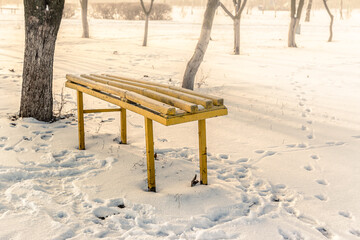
89,74 -> 214,109
66,75 -> 176,116
66,81 -> 228,126
80,74 -> 198,113
104,74 -> 224,106
65,81 -> 169,125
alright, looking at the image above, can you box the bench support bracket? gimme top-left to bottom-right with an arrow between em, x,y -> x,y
198,119 -> 207,185
145,117 -> 156,192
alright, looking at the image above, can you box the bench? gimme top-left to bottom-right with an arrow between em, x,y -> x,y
65,74 -> 228,192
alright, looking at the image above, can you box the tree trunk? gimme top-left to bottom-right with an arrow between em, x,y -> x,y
143,14 -> 149,46
20,0 -> 64,122
323,0 -> 334,42
182,0 -> 219,90
140,0 -> 154,47
305,0 -> 313,22
288,17 -> 297,47
288,0 -> 304,48
80,0 -> 89,38
234,18 -> 240,55
339,0 -> 343,20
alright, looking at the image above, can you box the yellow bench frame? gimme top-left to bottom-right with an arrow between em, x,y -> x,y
65,74 -> 228,192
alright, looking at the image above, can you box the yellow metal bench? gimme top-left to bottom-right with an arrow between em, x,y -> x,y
65,74 -> 228,192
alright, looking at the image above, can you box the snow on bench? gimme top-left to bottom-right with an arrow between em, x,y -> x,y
65,74 -> 228,192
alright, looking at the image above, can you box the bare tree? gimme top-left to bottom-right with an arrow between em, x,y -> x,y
305,0 -> 313,22
219,0 -> 248,55
140,0 -> 155,46
339,0 -> 343,19
80,0 -> 89,38
288,0 -> 305,47
323,0 -> 334,42
182,0 -> 219,90
20,0 -> 64,122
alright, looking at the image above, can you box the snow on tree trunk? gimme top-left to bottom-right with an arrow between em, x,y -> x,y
80,0 -> 89,38
182,0 -> 219,90
234,18 -> 240,55
323,0 -> 334,42
143,14 -> 149,46
20,0 -> 64,122
305,0 -> 313,22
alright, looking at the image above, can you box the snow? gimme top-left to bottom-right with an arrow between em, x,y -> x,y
1,6 -> 360,239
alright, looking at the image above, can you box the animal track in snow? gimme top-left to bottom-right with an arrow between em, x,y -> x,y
352,135 -> 360,139
307,134 -> 314,139
311,155 -> 319,160
314,194 -> 327,201
255,150 -> 264,154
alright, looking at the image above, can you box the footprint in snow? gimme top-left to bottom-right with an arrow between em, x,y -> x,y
304,165 -> 313,171
297,143 -> 307,148
311,155 -> 319,160
317,227 -> 332,239
307,134 -> 314,139
314,194 -> 328,201
218,154 -> 228,159
316,179 -> 328,186
339,211 -> 352,219
255,150 -> 264,154
41,135 -> 53,141
236,158 -> 248,163
352,136 -> 360,139
350,229 -> 360,237
286,144 -> 296,148
0,136 -> 8,141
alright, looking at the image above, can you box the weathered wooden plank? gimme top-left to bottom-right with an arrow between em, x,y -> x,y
104,74 -> 224,106
66,75 -> 176,116
89,74 -> 214,109
81,74 -> 198,113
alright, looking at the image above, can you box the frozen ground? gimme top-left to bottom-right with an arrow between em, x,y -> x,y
0,7 -> 360,239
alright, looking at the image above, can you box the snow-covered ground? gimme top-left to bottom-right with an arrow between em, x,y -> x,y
1,7 -> 360,239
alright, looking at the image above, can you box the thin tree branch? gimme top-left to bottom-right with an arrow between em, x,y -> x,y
140,0 -> 155,15
219,2 -> 235,19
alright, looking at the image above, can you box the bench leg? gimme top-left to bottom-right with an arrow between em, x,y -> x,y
198,119 -> 207,185
145,117 -> 156,192
77,91 -> 85,150
120,108 -> 127,144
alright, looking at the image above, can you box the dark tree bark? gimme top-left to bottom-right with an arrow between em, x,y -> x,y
80,0 -> 89,38
20,0 -> 64,122
305,0 -> 313,22
140,0 -> 154,47
323,0 -> 334,42
219,0 -> 247,55
182,0 -> 219,90
288,0 -> 305,47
